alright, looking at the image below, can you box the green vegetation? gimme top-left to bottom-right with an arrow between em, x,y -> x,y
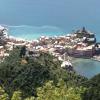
0,86 -> 9,100
82,74 -> 100,100
0,47 -> 100,100
36,79 -> 86,100
11,91 -> 22,100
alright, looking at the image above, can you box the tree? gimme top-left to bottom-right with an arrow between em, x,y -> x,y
0,29 -> 7,46
0,48 -> 87,99
20,46 -> 27,58
82,74 -> 100,100
11,91 -> 22,100
24,97 -> 35,100
0,86 -> 9,100
36,79 -> 86,100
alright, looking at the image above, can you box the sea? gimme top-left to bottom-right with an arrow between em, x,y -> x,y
7,25 -> 66,40
0,0 -> 100,78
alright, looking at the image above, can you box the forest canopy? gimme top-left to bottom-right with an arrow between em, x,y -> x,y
0,47 -> 99,100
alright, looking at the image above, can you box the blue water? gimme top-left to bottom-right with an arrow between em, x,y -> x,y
0,0 -> 100,78
7,25 -> 66,40
73,59 -> 100,78
3,25 -> 100,42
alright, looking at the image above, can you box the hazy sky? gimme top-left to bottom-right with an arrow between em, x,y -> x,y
0,0 -> 100,30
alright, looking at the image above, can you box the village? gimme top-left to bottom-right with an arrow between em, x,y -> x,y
0,25 -> 100,68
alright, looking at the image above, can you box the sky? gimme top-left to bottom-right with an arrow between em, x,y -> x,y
0,0 -> 100,31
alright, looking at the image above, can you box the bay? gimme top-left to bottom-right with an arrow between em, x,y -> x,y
73,58 -> 100,78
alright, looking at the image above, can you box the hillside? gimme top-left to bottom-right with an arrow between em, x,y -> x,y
0,48 -> 99,100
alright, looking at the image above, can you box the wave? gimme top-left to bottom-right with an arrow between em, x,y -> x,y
8,25 -> 60,29
0,24 -> 64,30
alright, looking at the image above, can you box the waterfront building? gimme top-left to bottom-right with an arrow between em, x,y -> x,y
74,27 -> 96,44
67,45 -> 95,58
